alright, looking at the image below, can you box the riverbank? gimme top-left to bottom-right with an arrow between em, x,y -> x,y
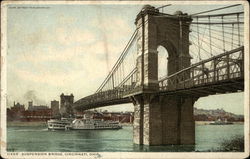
7,121 -> 47,127
7,121 -> 244,127
7,121 -> 133,127
195,121 -> 244,125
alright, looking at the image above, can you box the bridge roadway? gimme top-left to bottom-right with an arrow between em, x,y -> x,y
73,46 -> 244,111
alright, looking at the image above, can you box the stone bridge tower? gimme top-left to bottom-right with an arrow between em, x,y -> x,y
132,5 -> 196,145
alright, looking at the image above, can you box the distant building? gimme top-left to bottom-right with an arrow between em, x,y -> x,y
28,105 -> 49,111
7,102 -> 25,121
7,101 -> 54,122
60,93 -> 74,117
12,102 -> 25,112
21,101 -> 52,121
51,100 -> 60,117
28,101 -> 49,111
21,108 -> 52,122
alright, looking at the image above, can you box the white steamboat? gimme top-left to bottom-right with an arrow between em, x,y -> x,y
47,113 -> 122,130
47,118 -> 72,130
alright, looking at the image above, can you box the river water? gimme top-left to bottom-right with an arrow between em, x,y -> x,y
7,124 -> 244,152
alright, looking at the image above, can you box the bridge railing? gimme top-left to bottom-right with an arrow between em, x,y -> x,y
159,46 -> 244,91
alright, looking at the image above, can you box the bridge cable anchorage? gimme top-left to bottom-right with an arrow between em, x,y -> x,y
190,4 -> 242,16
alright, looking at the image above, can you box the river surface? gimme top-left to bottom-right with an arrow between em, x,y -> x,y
7,124 -> 244,152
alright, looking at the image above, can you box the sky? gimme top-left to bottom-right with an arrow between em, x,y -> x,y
5,2 -> 245,115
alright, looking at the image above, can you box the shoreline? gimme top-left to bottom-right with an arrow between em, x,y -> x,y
7,121 -> 47,127
7,121 -> 244,127
195,121 -> 244,125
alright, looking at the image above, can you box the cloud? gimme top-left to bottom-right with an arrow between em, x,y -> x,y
91,16 -> 133,42
55,27 -> 96,46
7,8 -> 137,107
14,68 -> 84,87
57,14 -> 77,25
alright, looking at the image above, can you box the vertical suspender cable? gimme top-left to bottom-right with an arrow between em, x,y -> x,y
112,74 -> 114,89
122,62 -> 124,82
222,15 -> 225,51
237,13 -> 241,46
208,16 -> 213,57
119,64 -> 121,86
179,18 -> 183,70
196,17 -> 201,61
231,24 -> 234,50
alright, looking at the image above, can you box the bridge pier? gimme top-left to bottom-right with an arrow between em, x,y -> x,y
161,96 -> 196,145
133,95 -> 196,145
132,95 -> 162,145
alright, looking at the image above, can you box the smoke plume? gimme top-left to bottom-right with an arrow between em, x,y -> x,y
23,90 -> 45,105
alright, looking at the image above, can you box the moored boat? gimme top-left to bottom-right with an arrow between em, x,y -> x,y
209,118 -> 233,125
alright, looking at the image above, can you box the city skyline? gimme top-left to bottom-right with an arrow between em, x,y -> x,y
6,3 -> 244,115
8,91 -> 244,115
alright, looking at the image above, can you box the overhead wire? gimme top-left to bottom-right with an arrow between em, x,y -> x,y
190,4 -> 242,16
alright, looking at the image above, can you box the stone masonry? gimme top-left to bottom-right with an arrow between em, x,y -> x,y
133,5 -> 195,145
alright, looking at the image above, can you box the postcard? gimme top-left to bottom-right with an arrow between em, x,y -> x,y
1,0 -> 249,158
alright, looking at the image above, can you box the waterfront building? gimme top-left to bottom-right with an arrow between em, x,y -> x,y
28,105 -> 49,111
21,108 -> 52,122
7,102 -> 25,121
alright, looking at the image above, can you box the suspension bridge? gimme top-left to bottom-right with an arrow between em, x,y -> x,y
73,4 -> 244,145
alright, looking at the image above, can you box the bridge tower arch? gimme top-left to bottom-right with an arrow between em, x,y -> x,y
157,45 -> 169,79
133,5 -> 196,145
